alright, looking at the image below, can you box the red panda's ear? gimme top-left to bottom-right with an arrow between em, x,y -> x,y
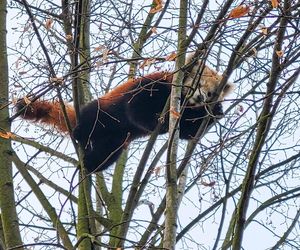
223,82 -> 235,97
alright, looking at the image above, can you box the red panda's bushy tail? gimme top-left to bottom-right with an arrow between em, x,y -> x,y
16,99 -> 76,134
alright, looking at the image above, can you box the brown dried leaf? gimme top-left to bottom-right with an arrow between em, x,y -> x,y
238,104 -> 244,113
0,132 -> 10,139
163,72 -> 170,80
50,77 -> 64,86
96,61 -> 103,68
260,26 -> 268,35
228,5 -> 250,19
0,131 -> 16,139
102,48 -> 109,62
276,50 -> 284,57
150,0 -> 163,14
15,57 -> 22,69
149,5 -> 163,14
271,0 -> 279,8
153,166 -> 162,176
170,108 -> 180,119
151,27 -> 158,34
234,104 -> 244,115
251,48 -> 258,57
201,180 -> 216,187
18,71 -> 27,75
139,58 -> 156,69
45,18 -> 53,30
155,0 -> 163,5
66,34 -> 73,42
23,23 -> 31,32
165,52 -> 177,61
23,96 -> 31,105
13,83 -> 22,88
94,45 -> 105,52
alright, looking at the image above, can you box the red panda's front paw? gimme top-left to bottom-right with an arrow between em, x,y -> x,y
212,102 -> 224,117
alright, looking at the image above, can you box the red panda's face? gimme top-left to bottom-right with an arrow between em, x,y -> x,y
200,66 -> 234,101
183,54 -> 235,106
185,64 -> 234,105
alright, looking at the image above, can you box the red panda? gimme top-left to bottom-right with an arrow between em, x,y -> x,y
16,57 -> 234,173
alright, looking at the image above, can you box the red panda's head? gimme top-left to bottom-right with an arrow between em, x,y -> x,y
183,54 -> 234,105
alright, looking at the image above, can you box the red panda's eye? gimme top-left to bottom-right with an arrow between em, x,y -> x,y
207,92 -> 212,97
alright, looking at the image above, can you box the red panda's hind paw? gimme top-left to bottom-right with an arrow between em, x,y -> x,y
82,147 -> 124,173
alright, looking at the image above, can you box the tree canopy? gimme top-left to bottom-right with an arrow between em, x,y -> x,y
0,0 -> 299,249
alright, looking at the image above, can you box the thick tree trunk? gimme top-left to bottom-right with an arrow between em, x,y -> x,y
0,0 -> 23,248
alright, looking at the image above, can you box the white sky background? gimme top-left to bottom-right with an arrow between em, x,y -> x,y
6,0 -> 300,249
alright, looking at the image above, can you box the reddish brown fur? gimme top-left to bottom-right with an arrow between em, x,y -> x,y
18,72 -> 173,134
16,70 -> 232,172
100,72 -> 173,108
18,101 -> 76,133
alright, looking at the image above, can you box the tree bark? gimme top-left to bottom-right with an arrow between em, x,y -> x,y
0,0 -> 23,248
163,0 -> 187,248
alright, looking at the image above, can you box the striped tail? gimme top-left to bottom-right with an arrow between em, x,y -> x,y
16,99 -> 76,133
